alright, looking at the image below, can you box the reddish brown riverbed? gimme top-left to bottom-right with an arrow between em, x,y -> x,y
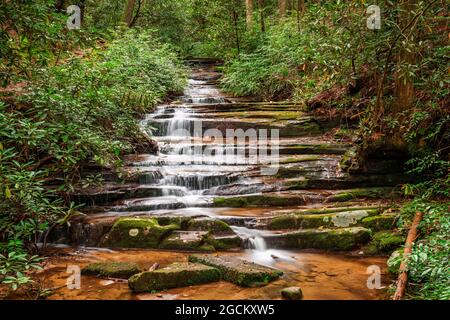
33,248 -> 391,300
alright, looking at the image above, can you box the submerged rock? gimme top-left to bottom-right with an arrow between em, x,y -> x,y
264,227 -> 371,251
128,262 -> 221,293
281,287 -> 304,300
100,217 -> 179,249
82,262 -> 141,279
188,254 -> 283,287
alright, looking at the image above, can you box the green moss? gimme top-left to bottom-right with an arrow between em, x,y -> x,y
101,217 -> 179,249
128,263 -> 221,293
275,167 -> 307,178
158,231 -> 208,251
205,234 -> 242,250
268,210 -> 374,230
82,262 -> 141,279
363,231 -> 405,255
361,215 -> 397,232
213,195 -> 305,208
189,254 -> 283,287
187,218 -> 232,233
282,227 -> 371,250
328,187 -> 399,202
280,156 -> 321,164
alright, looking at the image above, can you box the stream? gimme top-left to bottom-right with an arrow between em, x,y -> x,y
38,60 -> 391,300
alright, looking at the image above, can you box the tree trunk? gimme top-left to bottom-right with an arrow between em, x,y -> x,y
258,0 -> 265,32
55,0 -> 65,12
393,211 -> 424,300
245,0 -> 254,28
124,0 -> 136,27
296,0 -> 305,32
232,7 -> 241,55
393,0 -> 416,114
279,0 -> 287,17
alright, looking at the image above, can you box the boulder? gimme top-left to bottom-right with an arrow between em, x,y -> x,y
187,218 -> 232,233
264,227 -> 371,250
281,287 -> 303,300
205,234 -> 242,250
189,254 -> 283,287
158,231 -> 211,251
361,214 -> 397,232
82,262 -> 141,279
128,262 -> 221,293
100,217 -> 179,249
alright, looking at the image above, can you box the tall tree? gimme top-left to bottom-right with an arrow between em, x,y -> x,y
258,0 -> 265,32
124,0 -> 136,27
279,0 -> 287,17
245,0 -> 254,28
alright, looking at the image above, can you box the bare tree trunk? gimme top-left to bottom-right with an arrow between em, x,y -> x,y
232,7 -> 241,55
393,211 -> 424,300
245,0 -> 254,28
279,0 -> 287,17
129,0 -> 143,28
124,0 -> 136,27
258,0 -> 265,32
296,0 -> 305,32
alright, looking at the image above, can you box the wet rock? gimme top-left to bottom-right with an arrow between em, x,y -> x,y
187,218 -> 232,233
128,262 -> 221,293
280,144 -> 349,155
363,231 -> 405,255
327,187 -> 400,202
100,218 -> 179,249
264,227 -> 371,251
387,249 -> 404,274
205,234 -> 242,250
268,210 -> 377,230
213,194 -> 307,208
158,231 -> 210,251
82,262 -> 141,279
188,254 -> 283,287
281,287 -> 303,300
361,214 -> 397,232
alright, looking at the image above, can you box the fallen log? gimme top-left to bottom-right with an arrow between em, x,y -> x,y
393,211 -> 425,300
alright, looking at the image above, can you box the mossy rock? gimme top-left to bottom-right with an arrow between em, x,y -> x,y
101,217 -> 179,249
268,210 -> 375,230
361,215 -> 397,232
213,194 -> 306,208
281,287 -> 303,300
387,248 -> 404,274
189,254 -> 283,287
82,262 -> 140,279
205,234 -> 242,250
158,231 -> 210,251
187,218 -> 232,233
280,156 -> 321,165
266,227 -> 371,251
363,231 -> 405,255
128,262 -> 221,293
327,187 -> 399,202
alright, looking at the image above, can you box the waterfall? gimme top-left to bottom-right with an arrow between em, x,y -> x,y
231,226 -> 268,251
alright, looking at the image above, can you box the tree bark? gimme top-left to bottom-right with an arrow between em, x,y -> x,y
393,211 -> 424,300
279,0 -> 287,17
124,0 -> 136,27
55,0 -> 65,12
258,0 -> 265,32
245,0 -> 254,28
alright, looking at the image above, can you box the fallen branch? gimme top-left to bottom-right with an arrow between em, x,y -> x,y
393,211 -> 425,300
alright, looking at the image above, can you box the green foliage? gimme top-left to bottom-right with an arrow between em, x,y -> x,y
397,201 -> 450,300
0,29 -> 187,291
0,249 -> 44,291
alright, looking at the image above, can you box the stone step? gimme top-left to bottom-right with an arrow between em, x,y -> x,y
128,262 -> 221,293
263,227 -> 371,250
188,254 -> 283,287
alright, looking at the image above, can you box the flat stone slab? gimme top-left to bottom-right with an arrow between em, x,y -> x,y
128,262 -> 221,293
82,262 -> 141,279
188,254 -> 283,287
264,227 -> 371,251
158,231 -> 210,251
